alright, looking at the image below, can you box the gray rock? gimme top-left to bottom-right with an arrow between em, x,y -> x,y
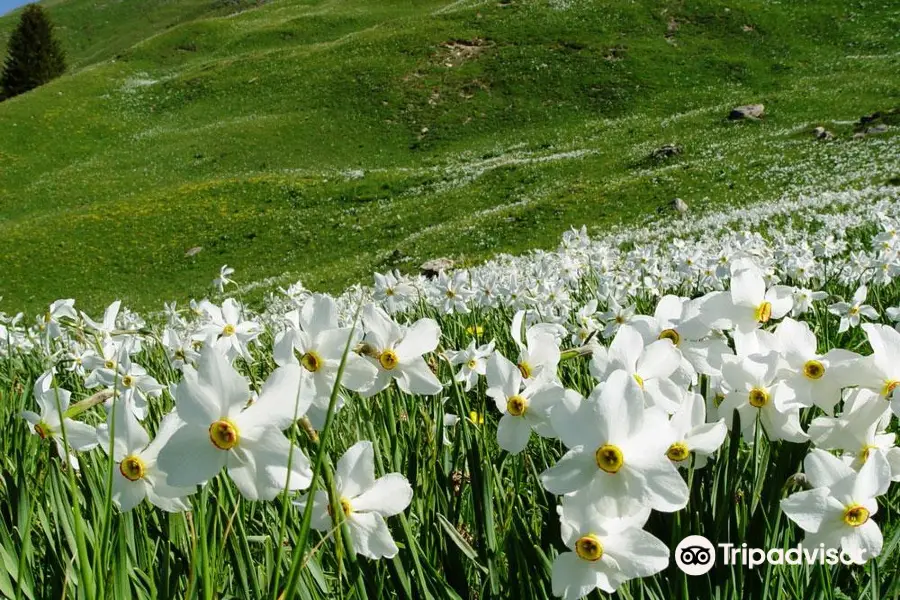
865,124 -> 889,135
420,257 -> 454,278
812,126 -> 834,140
728,104 -> 765,120
673,197 -> 689,213
651,144 -> 683,160
184,246 -> 203,258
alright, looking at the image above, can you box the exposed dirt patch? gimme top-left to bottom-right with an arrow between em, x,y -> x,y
435,38 -> 494,68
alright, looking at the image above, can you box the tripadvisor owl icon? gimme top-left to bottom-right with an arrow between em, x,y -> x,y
675,535 -> 716,576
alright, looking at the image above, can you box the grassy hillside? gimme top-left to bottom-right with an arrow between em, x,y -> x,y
0,0 -> 261,68
0,0 -> 898,313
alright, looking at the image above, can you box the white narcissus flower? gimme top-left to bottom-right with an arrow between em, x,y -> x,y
510,310 -> 563,383
195,298 -> 261,362
372,271 -> 415,314
541,371 -> 688,514
82,340 -> 126,388
272,294 -> 377,427
791,288 -> 827,317
86,345 -> 164,420
828,285 -> 878,333
97,410 -> 194,512
571,299 -> 600,345
21,371 -> 98,468
666,391 -> 727,469
213,264 -> 235,293
360,305 -> 442,397
808,395 -> 900,480
39,298 -> 77,340
781,449 -> 891,564
851,324 -> 900,416
774,317 -> 858,414
162,327 -> 200,370
631,294 -> 733,380
433,270 -> 474,314
81,300 -> 122,339
552,493 -> 669,600
598,296 -> 636,338
157,348 -> 312,500
485,352 -> 564,454
446,339 -> 495,392
719,353 -> 807,443
296,441 -> 412,559
702,260 -> 793,349
604,324 -> 682,413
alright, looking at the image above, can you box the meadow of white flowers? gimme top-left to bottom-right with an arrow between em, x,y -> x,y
2,184 -> 900,599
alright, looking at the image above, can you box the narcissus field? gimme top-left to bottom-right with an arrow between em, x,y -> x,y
4,187 -> 900,599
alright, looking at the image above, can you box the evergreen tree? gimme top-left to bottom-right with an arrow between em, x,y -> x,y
1,4 -> 66,100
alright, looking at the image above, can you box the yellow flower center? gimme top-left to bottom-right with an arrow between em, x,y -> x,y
518,361 -> 532,380
858,445 -> 878,463
466,359 -> 477,369
595,444 -> 624,474
803,360 -> 825,380
633,373 -> 644,389
506,395 -> 527,416
748,387 -> 769,408
119,455 -> 146,481
755,301 -> 772,323
34,422 -> 50,439
466,325 -> 484,335
842,504 -> 870,527
122,375 -> 134,388
208,419 -> 240,450
222,324 -> 236,337
658,328 -> 681,345
468,411 -> 484,425
301,351 -> 322,373
882,380 -> 899,398
666,441 -> 690,462
849,306 -> 860,316
575,535 -> 604,561
104,360 -> 114,369
326,497 -> 354,518
378,349 -> 399,370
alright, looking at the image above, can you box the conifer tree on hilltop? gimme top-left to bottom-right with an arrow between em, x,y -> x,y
1,4 -> 66,100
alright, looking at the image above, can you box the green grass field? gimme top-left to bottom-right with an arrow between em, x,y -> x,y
0,0 -> 898,314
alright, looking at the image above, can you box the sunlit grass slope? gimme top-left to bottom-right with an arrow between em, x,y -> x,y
0,0 -> 898,312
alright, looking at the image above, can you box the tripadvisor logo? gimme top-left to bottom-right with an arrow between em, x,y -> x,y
675,535 -> 867,575
675,535 -> 716,575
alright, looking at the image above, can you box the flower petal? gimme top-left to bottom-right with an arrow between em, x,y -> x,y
352,473 -> 412,516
